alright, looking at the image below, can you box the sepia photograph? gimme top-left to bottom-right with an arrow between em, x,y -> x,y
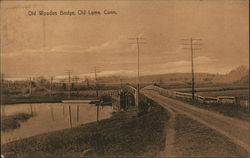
0,0 -> 249,157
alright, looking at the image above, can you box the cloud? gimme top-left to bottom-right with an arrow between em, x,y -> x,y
195,56 -> 216,64
170,56 -> 216,66
49,45 -> 87,53
164,45 -> 184,55
77,70 -> 136,78
2,33 -> 218,78
2,35 -> 134,57
98,70 -> 135,77
2,45 -> 86,58
141,56 -> 216,75
53,70 -> 135,80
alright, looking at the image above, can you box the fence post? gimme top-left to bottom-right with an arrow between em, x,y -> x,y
30,104 -> 33,115
69,105 -> 72,128
77,105 -> 79,122
50,105 -> 54,121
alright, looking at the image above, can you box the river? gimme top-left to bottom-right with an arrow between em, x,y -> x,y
1,102 -> 113,144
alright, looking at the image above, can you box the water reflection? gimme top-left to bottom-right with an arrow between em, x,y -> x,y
1,102 -> 113,144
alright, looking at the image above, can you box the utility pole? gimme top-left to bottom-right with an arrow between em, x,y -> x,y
91,67 -> 101,123
1,74 -> 5,116
128,37 -> 146,111
1,73 -> 4,93
95,67 -> 99,123
50,76 -> 53,97
85,77 -> 90,88
94,67 -> 99,97
29,77 -> 32,96
65,70 -> 72,99
181,38 -> 202,100
120,78 -> 122,89
72,76 -> 80,95
91,67 -> 102,97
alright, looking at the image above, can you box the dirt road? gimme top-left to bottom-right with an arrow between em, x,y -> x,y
143,89 -> 250,154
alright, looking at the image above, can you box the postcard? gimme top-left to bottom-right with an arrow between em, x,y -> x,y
1,0 -> 249,157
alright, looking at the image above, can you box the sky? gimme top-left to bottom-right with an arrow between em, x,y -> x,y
1,0 -> 249,79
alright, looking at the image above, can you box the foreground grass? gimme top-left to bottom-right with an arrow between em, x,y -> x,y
2,113 -> 34,132
174,114 -> 249,157
2,101 -> 169,158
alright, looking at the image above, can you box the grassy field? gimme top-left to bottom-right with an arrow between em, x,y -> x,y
2,101 -> 169,158
154,84 -> 249,120
171,85 -> 249,119
197,89 -> 249,99
171,85 -> 248,92
172,86 -> 249,99
2,113 -> 34,132
176,97 -> 250,121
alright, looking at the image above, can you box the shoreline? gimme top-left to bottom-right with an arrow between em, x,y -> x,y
2,101 -> 170,157
2,113 -> 34,132
1,100 -> 112,106
1,100 -> 62,106
1,97 -> 98,106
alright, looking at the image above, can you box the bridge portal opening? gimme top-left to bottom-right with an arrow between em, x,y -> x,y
120,90 -> 135,111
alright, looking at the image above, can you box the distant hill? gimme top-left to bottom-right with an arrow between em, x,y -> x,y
218,65 -> 249,83
96,65 -> 249,87
7,65 -> 246,87
233,73 -> 249,85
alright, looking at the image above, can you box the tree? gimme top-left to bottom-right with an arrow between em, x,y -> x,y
62,83 -> 67,91
72,76 -> 80,83
36,76 -> 50,88
85,77 -> 90,88
72,76 -> 80,91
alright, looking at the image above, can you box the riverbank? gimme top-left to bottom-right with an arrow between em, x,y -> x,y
1,96 -> 97,105
2,113 -> 34,132
1,90 -> 116,105
2,101 -> 169,158
1,92 -> 115,105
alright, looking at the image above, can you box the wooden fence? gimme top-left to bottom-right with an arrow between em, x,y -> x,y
143,85 -> 249,108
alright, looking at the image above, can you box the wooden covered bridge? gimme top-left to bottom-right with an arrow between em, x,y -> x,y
111,84 -> 150,112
